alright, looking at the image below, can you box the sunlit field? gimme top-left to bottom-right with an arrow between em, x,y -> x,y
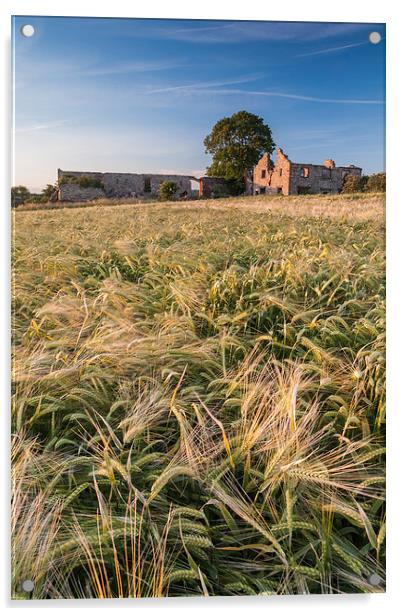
12,193 -> 385,598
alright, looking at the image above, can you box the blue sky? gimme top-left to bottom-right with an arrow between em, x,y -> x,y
12,17 -> 385,192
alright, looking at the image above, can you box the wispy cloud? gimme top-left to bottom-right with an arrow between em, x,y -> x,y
149,83 -> 385,105
16,120 -> 67,133
228,89 -> 385,105
147,74 -> 263,94
165,23 -> 235,36
141,21 -> 367,45
15,56 -> 182,81
296,41 -> 368,57
80,60 -> 183,77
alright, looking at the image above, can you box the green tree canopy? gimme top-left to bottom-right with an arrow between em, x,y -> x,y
204,111 -> 275,187
11,186 -> 31,207
41,184 -> 58,202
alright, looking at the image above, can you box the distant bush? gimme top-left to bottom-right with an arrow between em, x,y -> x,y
27,193 -> 44,204
341,174 -> 362,194
366,172 -> 386,193
342,172 -> 385,194
41,184 -> 59,202
358,175 -> 369,192
11,186 -> 31,207
158,181 -> 179,201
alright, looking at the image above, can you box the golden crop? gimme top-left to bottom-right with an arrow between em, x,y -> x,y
11,193 -> 385,598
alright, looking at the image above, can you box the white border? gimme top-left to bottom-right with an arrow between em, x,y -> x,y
1,1 -> 400,614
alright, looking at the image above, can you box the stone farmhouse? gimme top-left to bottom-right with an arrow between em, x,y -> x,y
253,148 -> 362,196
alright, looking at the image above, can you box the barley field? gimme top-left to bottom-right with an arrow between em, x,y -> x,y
11,193 -> 385,598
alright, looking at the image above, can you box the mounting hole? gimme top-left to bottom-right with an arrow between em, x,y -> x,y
21,579 -> 34,592
367,573 -> 381,586
21,24 -> 35,38
368,32 -> 381,45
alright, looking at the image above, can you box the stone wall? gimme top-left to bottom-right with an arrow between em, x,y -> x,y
252,149 -> 291,195
253,150 -> 362,196
57,169 -> 194,202
58,183 -> 106,202
199,176 -> 234,198
253,153 -> 270,193
270,148 -> 292,195
288,163 -> 361,195
200,176 -> 256,197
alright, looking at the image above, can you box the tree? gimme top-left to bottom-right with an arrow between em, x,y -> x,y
204,111 -> 275,192
11,186 -> 31,207
366,172 -> 386,193
158,181 -> 179,201
341,174 -> 362,194
41,184 -> 58,202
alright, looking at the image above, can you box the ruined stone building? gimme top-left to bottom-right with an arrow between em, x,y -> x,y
57,169 -> 199,201
57,168 -> 243,202
253,148 -> 362,196
56,147 -> 362,202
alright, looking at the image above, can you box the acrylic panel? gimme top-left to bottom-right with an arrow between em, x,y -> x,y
11,16 -> 386,599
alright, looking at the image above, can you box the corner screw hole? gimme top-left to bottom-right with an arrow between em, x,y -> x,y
369,32 -> 381,45
21,579 -> 34,592
21,25 -> 35,38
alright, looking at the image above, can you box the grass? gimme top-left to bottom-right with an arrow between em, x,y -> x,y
11,192 -> 385,598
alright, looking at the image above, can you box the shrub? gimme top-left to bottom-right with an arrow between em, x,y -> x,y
366,172 -> 386,193
342,172 -> 385,194
158,181 -> 179,201
341,174 -> 362,194
11,186 -> 31,207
